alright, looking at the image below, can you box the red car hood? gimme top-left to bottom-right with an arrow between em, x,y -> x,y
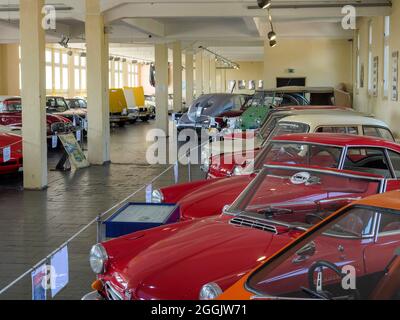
46,113 -> 71,124
178,175 -> 255,219
102,216 -> 296,300
0,111 -> 70,125
0,132 -> 21,146
209,149 -> 260,177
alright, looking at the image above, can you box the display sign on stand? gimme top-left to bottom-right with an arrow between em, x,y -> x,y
58,133 -> 89,170
3,146 -> 10,163
103,203 -> 180,238
50,246 -> 69,298
31,264 -> 47,301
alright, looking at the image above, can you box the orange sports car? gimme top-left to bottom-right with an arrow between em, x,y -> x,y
219,190 -> 400,300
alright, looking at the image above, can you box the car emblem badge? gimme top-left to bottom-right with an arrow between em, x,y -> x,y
290,172 -> 311,185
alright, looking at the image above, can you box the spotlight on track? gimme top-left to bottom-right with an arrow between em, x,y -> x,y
268,31 -> 276,41
257,0 -> 271,9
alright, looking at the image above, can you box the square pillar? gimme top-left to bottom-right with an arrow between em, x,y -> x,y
155,43 -> 169,134
210,58 -> 216,93
20,0 -> 47,190
172,41 -> 182,113
85,0 -> 110,165
203,55 -> 210,94
185,51 -> 194,106
195,51 -> 203,98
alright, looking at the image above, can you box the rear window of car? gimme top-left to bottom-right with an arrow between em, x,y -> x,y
363,126 -> 395,142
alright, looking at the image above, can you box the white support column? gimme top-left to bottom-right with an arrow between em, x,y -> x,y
195,51 -> 203,97
155,43 -> 169,134
203,55 -> 210,94
20,0 -> 47,190
86,0 -> 110,165
172,41 -> 182,113
210,58 -> 216,93
263,40 -> 268,90
185,51 -> 194,106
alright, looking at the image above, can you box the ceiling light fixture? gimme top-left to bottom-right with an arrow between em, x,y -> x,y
198,46 -> 240,70
58,35 -> 70,49
257,0 -> 271,9
267,7 -> 277,47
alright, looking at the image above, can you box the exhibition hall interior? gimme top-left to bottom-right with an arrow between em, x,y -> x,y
1,0 -> 400,303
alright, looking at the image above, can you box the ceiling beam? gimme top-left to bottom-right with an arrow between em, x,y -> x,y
103,2 -> 391,22
122,18 -> 166,37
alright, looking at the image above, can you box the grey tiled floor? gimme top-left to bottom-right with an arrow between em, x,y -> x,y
0,120 -> 203,300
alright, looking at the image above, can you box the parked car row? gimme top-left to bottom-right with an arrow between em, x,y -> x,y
83,95 -> 400,300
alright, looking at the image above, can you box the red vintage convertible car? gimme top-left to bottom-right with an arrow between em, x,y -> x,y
0,96 -> 73,136
84,164 -> 390,300
0,127 -> 22,174
152,134 -> 400,220
220,190 -> 400,300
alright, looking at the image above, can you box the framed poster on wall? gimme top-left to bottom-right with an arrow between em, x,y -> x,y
392,51 -> 399,101
372,56 -> 379,97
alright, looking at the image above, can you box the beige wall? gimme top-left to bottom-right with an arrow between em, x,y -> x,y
353,1 -> 400,138
264,38 -> 353,89
225,61 -> 263,93
0,44 -> 20,96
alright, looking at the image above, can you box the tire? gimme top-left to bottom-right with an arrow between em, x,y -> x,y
140,116 -> 150,122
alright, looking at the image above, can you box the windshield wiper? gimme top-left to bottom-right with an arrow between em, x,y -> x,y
257,206 -> 293,218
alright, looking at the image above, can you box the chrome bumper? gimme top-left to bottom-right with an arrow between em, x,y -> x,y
81,291 -> 104,301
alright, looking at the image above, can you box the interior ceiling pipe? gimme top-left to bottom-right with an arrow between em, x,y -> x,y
248,1 -> 392,9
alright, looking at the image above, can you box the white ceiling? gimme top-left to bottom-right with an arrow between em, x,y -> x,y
0,0 -> 393,62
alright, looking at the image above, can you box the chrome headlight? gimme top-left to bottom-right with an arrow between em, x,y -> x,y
199,283 -> 223,300
89,244 -> 108,275
201,149 -> 210,163
151,189 -> 164,203
202,156 -> 210,172
232,165 -> 244,176
221,128 -> 234,136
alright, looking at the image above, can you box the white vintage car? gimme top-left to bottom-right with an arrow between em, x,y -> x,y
201,109 -> 394,171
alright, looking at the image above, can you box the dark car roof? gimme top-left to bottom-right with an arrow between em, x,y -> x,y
272,133 -> 400,149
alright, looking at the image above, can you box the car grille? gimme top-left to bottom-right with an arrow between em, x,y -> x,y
104,282 -> 124,300
230,217 -> 278,234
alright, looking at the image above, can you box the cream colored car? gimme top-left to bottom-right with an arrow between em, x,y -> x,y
201,109 -> 394,171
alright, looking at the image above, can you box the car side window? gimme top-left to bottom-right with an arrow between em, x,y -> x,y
387,150 -> 400,177
363,126 -> 395,142
343,147 -> 392,178
316,126 -> 347,134
378,212 -> 400,236
316,126 -> 359,135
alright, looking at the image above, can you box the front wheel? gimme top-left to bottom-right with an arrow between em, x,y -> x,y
140,116 -> 150,122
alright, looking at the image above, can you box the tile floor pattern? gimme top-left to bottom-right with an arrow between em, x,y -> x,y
0,120 -> 204,300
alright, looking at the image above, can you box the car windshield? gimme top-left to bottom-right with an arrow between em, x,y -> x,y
242,142 -> 343,174
267,122 -> 310,141
47,98 -> 68,112
258,114 -> 287,139
247,205 -> 400,300
246,92 -> 284,109
227,165 -> 382,229
5,100 -> 22,112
